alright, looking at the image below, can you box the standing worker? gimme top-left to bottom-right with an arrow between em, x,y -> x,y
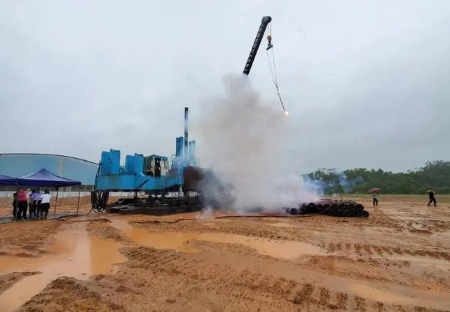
372,191 -> 379,206
427,189 -> 437,207
16,188 -> 29,220
29,189 -> 39,219
27,189 -> 32,218
35,188 -> 42,218
30,190 -> 41,219
39,189 -> 51,219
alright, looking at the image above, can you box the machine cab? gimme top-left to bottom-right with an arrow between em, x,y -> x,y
143,154 -> 169,177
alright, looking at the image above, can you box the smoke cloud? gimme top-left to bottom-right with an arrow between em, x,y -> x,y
195,74 -> 318,213
304,169 -> 365,196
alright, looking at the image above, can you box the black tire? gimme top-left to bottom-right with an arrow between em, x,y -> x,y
306,203 -> 316,213
361,210 -> 369,218
328,203 -> 338,216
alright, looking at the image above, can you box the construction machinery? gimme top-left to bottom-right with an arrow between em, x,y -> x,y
90,107 -> 228,215
242,16 -> 368,218
243,16 -> 273,76
90,16 -> 277,215
89,16 -> 369,218
243,15 -> 287,113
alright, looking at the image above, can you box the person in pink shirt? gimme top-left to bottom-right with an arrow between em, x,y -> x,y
16,188 -> 28,220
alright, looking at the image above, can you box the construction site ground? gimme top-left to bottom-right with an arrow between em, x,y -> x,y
0,195 -> 449,312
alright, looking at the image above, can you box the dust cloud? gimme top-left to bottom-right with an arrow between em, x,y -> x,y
195,74 -> 318,213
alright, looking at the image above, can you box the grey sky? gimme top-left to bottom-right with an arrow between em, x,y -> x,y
1,0 -> 449,173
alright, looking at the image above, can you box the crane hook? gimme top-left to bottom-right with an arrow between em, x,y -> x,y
266,34 -> 273,50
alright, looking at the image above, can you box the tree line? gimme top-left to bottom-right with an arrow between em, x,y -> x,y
304,160 -> 450,195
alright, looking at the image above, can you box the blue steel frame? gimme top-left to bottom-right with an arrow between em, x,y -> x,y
94,137 -> 196,192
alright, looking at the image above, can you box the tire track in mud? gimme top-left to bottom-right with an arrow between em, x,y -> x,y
289,283 -> 450,312
324,242 -> 450,260
121,246 -> 449,312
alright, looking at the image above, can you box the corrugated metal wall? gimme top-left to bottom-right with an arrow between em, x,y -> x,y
0,154 -> 98,185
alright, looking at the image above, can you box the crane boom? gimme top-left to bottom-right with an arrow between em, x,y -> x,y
243,16 -> 272,75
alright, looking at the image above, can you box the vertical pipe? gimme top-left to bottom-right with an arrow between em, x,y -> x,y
184,106 -> 189,162
53,187 -> 59,216
76,186 -> 81,216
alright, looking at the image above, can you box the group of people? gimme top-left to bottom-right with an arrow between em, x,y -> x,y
12,188 -> 52,221
371,189 -> 438,207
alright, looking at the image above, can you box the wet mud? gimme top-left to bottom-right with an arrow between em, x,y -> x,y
0,197 -> 449,311
0,222 -> 127,312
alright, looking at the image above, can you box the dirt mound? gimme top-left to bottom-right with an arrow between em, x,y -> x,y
87,222 -> 131,242
20,277 -> 125,312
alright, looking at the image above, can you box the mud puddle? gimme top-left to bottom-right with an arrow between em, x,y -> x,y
269,222 -> 297,228
110,219 -> 201,253
111,219 -> 325,259
0,223 -> 127,312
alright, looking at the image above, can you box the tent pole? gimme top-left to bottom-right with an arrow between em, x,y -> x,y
76,186 -> 81,216
54,187 -> 59,216
15,184 -> 19,220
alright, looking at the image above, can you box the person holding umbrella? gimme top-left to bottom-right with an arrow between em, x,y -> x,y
369,188 -> 380,206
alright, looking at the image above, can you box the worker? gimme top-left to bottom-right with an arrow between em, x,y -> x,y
38,189 -> 51,219
30,189 -> 41,219
427,189 -> 437,207
16,188 -> 29,220
372,191 -> 379,206
39,189 -> 51,219
27,189 -> 33,218
35,188 -> 42,218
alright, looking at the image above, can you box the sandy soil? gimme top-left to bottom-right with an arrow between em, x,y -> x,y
0,196 -> 449,312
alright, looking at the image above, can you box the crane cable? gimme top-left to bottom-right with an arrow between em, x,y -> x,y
266,23 -> 287,114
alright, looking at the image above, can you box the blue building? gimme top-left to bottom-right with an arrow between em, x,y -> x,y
0,153 -> 98,186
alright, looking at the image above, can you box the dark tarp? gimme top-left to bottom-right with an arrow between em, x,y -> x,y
18,168 -> 82,187
0,174 -> 18,185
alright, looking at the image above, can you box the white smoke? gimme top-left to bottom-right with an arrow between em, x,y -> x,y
195,74 -> 318,213
196,205 -> 214,219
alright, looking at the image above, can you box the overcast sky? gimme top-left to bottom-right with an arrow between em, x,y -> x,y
1,0 -> 449,173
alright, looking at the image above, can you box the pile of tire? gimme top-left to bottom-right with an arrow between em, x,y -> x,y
287,200 -> 369,218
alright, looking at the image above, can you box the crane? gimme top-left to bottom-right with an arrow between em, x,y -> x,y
242,16 -> 288,115
243,16 -> 273,76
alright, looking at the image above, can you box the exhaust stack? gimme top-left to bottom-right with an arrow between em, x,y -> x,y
184,107 -> 189,162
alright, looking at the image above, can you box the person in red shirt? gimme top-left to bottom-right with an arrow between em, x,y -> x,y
16,188 -> 28,220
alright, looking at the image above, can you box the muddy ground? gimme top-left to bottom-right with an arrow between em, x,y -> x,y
0,196 -> 449,312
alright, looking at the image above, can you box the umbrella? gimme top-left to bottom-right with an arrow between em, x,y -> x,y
368,188 -> 380,193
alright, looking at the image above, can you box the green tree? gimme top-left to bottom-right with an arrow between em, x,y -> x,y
305,160 -> 450,195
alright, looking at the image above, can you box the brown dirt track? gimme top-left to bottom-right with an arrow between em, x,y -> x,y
0,195 -> 450,312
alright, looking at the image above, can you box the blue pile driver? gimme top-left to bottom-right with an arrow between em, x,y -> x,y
90,107 -> 230,215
